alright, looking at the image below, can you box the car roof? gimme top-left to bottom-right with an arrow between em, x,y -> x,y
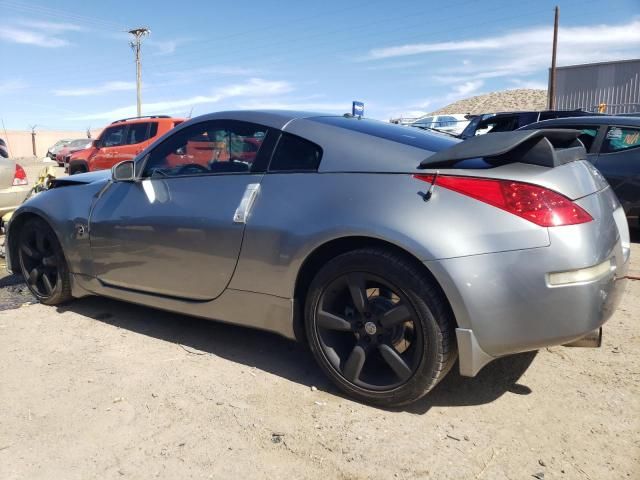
110,115 -> 186,126
187,110 -> 332,130
522,115 -> 640,129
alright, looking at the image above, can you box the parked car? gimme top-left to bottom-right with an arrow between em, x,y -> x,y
0,140 -> 29,216
55,138 -> 93,166
46,139 -> 72,160
521,116 -> 640,228
5,111 -> 629,406
68,115 -> 184,175
411,114 -> 469,135
459,109 -> 599,139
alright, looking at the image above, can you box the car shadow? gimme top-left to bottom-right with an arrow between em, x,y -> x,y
56,296 -> 536,413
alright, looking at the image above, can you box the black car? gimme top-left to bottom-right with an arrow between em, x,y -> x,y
459,110 -> 598,139
521,116 -> 640,228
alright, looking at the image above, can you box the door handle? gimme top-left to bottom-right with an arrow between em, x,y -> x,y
233,183 -> 260,224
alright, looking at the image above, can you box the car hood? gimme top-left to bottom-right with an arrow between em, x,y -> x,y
50,170 -> 110,188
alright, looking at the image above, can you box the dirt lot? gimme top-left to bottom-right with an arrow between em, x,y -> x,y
0,237 -> 638,479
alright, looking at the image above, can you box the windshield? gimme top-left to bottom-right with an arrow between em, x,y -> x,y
70,139 -> 91,148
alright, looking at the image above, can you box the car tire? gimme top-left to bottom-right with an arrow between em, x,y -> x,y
69,163 -> 88,175
305,248 -> 456,407
17,217 -> 73,306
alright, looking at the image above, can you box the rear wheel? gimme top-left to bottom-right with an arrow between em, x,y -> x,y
17,218 -> 72,305
305,248 -> 456,407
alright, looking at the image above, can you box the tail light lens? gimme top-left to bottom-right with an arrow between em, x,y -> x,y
13,164 -> 28,186
414,174 -> 592,227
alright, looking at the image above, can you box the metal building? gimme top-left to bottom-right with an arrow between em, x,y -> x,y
552,58 -> 640,114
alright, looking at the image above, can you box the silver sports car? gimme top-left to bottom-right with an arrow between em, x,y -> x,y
5,111 -> 630,406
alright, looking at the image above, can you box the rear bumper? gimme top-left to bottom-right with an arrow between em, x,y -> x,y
0,187 -> 30,217
428,187 -> 630,376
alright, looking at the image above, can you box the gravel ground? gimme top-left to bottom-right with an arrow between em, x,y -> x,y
0,237 -> 638,479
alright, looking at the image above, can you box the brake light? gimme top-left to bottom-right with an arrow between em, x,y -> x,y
13,164 -> 28,186
414,174 -> 592,227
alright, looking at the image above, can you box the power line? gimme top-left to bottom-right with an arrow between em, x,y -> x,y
0,0 -> 128,30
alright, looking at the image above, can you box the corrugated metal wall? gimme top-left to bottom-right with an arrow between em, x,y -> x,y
553,59 -> 640,114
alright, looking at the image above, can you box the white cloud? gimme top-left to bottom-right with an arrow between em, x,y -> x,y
53,81 -> 137,97
16,20 -> 85,32
147,38 -> 193,56
71,78 -> 294,120
0,26 -> 69,47
0,18 -> 85,48
365,19 -> 640,61
450,80 -> 483,98
237,101 -> 348,112
0,79 -> 28,94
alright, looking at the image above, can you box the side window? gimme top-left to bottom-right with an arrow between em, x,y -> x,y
142,120 -> 268,178
101,126 -> 126,147
602,127 -> 640,154
269,133 -> 322,172
126,123 -> 149,145
149,122 -> 159,138
562,126 -> 599,152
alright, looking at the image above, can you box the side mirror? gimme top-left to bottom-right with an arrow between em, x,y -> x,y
92,139 -> 100,148
112,160 -> 135,182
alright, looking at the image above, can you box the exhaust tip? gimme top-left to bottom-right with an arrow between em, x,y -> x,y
563,328 -> 602,348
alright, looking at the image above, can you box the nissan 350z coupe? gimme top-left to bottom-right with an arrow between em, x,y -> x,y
5,111 -> 630,406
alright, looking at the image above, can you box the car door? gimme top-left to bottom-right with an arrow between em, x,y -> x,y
91,124 -> 128,171
88,119 -> 273,300
592,125 -> 640,216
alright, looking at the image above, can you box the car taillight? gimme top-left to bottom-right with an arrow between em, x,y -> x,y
13,164 -> 28,186
414,174 -> 592,227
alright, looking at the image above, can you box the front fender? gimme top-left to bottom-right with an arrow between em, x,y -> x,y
6,179 -> 109,276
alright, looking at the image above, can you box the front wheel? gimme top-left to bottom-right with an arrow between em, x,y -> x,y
18,218 -> 73,305
305,248 -> 456,407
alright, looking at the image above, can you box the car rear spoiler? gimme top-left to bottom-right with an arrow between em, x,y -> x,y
419,129 -> 586,169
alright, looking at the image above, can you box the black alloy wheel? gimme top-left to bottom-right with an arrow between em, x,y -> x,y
315,273 -> 422,390
18,218 -> 72,305
305,248 -> 456,407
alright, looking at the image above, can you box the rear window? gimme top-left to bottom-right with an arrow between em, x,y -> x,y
311,116 -> 457,151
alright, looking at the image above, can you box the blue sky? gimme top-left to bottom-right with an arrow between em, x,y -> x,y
1,0 -> 639,130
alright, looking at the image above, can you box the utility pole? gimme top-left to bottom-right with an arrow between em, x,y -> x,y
29,124 -> 38,157
548,6 -> 559,110
128,27 -> 150,117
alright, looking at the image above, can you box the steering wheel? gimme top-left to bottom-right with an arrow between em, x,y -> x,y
175,163 -> 209,175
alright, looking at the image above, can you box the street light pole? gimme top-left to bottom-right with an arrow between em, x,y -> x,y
128,27 -> 150,117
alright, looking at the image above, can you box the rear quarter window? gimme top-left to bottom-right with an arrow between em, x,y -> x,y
269,133 -> 322,172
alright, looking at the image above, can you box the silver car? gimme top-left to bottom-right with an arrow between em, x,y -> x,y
4,111 -> 630,406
